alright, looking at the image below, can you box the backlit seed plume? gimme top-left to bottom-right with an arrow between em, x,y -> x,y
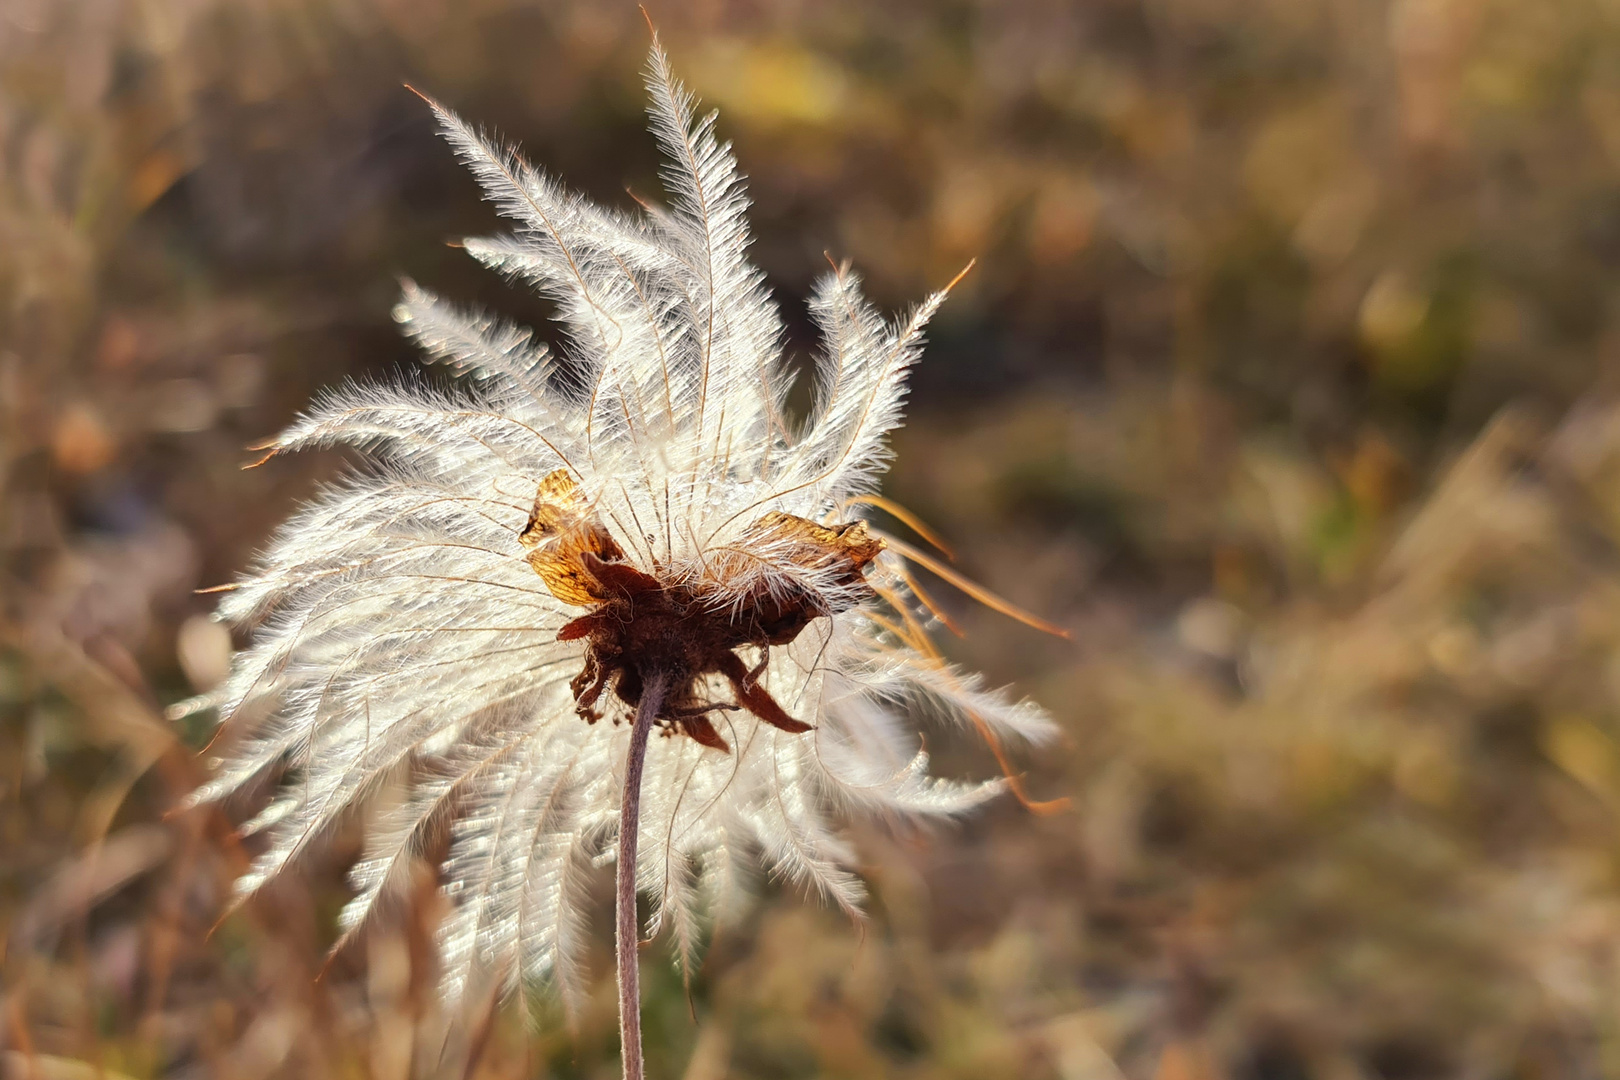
179,39 -> 1057,1013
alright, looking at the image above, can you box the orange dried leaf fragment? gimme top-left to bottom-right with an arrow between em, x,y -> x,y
743,511 -> 884,582
519,469 -> 625,606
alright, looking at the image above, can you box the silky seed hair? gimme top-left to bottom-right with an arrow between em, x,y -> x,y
176,37 -> 1057,1016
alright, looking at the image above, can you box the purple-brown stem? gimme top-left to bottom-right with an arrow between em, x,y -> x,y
616,671 -> 668,1080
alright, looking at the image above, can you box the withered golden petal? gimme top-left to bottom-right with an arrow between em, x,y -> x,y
748,511 -> 885,571
519,468 -> 584,548
520,469 -> 628,606
527,548 -> 605,606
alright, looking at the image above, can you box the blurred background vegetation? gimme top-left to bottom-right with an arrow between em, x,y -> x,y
7,0 -> 1620,1076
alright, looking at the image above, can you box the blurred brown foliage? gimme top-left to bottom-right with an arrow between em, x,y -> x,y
6,0 -> 1620,1076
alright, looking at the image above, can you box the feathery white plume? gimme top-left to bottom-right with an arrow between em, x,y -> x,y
181,39 -> 1057,1020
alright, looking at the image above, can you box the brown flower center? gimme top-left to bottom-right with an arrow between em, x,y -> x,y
519,471 -> 883,751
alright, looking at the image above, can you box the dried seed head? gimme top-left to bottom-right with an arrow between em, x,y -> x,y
529,466 -> 885,748
180,38 -> 1058,1015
